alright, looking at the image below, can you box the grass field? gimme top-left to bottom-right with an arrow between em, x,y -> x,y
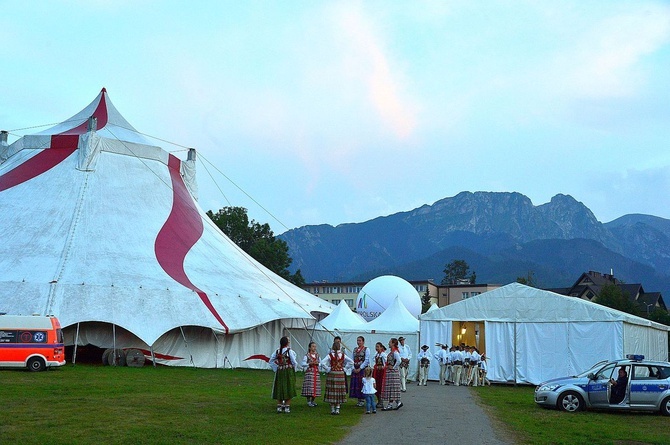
474,385 -> 670,445
0,365 -> 358,445
3,365 -> 670,444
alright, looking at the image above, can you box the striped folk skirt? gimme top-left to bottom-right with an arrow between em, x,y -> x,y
324,370 -> 348,404
381,368 -> 401,402
301,367 -> 322,398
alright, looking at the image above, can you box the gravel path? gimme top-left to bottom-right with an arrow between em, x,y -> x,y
336,382 -> 515,444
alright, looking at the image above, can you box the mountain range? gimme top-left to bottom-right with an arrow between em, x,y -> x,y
279,192 -> 670,296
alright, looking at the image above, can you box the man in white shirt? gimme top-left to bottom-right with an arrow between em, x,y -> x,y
468,347 -> 481,386
434,344 -> 449,385
451,346 -> 464,386
398,336 -> 412,391
417,345 -> 431,386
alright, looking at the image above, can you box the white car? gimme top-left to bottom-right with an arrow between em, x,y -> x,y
534,355 -> 670,415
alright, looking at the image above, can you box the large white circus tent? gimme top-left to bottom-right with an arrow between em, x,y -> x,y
0,88 -> 334,368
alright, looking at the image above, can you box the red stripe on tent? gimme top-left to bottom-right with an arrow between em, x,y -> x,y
60,89 -> 110,135
244,354 -> 270,363
0,88 -> 109,192
0,147 -> 76,192
137,349 -> 183,361
154,155 -> 229,334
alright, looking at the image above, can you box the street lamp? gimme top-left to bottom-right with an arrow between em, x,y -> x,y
645,303 -> 654,316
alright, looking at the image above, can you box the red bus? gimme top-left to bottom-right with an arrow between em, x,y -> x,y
0,315 -> 66,371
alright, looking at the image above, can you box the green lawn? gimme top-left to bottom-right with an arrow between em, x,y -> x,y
4,366 -> 670,445
474,385 -> 670,445
0,365 -> 358,445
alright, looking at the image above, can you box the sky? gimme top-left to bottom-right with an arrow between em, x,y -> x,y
2,1 -> 670,234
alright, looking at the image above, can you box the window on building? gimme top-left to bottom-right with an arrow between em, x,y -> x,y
471,292 -> 480,297
462,292 -> 470,299
345,299 -> 354,307
332,299 -> 341,305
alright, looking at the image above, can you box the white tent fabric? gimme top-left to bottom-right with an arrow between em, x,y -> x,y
365,296 -> 419,332
317,300 -> 366,331
0,89 -> 334,367
426,303 -> 439,313
420,283 -> 669,384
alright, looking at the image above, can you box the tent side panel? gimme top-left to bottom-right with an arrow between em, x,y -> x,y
515,323 -> 569,385
420,320 -> 452,381
623,323 -> 668,362
485,321 -> 515,383
568,322 -> 622,376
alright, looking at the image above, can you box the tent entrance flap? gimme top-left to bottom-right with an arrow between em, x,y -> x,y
453,321 -> 486,353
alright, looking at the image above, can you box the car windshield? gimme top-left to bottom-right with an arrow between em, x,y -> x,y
574,360 -> 612,378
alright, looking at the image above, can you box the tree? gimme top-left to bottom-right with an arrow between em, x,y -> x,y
421,290 -> 432,314
649,307 -> 670,326
594,283 -> 640,316
206,206 -> 304,286
441,259 -> 476,285
516,271 -> 537,287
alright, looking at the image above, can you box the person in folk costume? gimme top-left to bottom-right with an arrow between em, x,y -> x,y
301,341 -> 321,407
269,336 -> 297,413
446,346 -> 455,384
398,336 -> 412,391
331,335 -> 348,392
381,337 -> 403,411
462,346 -> 473,386
434,343 -> 449,385
417,345 -> 431,386
451,345 -> 464,386
349,336 -> 371,407
468,347 -> 481,386
321,341 -> 354,415
372,342 -> 387,409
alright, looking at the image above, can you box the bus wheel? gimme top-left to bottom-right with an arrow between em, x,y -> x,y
27,357 -> 46,372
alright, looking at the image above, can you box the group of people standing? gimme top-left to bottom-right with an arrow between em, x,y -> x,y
432,344 -> 490,387
269,335 -> 406,415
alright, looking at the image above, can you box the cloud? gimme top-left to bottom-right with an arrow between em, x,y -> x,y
329,3 -> 419,141
551,5 -> 670,99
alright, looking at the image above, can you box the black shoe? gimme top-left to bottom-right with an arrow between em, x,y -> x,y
394,402 -> 403,410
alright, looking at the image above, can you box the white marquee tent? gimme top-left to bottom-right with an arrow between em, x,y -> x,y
0,89 -> 334,368
420,283 -> 669,385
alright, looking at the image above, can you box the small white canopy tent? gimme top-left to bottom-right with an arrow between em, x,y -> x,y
317,300 -> 366,332
0,89 -> 333,368
420,283 -> 670,384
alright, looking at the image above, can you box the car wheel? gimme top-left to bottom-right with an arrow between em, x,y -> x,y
557,391 -> 584,412
27,357 -> 46,372
660,396 -> 670,416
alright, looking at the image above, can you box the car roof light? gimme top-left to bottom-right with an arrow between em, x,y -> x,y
625,354 -> 645,361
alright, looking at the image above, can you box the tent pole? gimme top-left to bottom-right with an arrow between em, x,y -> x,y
150,345 -> 156,368
72,322 -> 80,365
180,326 -> 195,368
212,329 -> 220,369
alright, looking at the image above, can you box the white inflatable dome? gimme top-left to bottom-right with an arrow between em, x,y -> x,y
355,275 -> 421,321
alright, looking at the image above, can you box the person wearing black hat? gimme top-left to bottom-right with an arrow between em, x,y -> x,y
417,345 -> 431,386
398,336 -> 411,391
